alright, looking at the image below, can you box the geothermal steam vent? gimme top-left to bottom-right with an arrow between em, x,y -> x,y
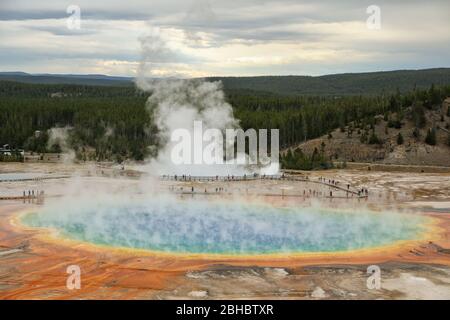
23,198 -> 427,255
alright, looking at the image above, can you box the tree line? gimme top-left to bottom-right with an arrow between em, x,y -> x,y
1,80 -> 449,165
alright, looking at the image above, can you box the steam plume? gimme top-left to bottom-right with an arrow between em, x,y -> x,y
136,30 -> 278,176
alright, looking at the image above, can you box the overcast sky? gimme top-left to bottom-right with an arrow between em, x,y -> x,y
0,0 -> 449,77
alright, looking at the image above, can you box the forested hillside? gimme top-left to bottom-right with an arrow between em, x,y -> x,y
2,68 -> 450,96
0,81 -> 154,161
212,68 -> 450,96
0,72 -> 133,87
1,78 -> 449,164
281,88 -> 450,169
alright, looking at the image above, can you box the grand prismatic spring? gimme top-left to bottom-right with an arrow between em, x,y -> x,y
22,198 -> 429,255
1,169 -> 450,300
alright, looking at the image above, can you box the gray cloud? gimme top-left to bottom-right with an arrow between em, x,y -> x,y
0,0 -> 449,76
26,25 -> 98,36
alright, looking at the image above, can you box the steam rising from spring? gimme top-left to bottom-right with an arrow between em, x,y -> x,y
47,127 -> 75,163
23,197 -> 427,255
136,31 -> 278,176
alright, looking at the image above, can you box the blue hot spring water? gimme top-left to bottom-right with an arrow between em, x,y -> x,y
22,199 -> 428,255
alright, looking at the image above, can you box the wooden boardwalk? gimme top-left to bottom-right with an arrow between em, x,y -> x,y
0,174 -> 368,200
0,175 -> 70,183
160,174 -> 367,198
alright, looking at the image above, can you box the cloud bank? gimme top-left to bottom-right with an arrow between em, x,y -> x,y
0,0 -> 449,76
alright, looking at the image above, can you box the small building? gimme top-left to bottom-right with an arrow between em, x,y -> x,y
0,144 -> 11,156
50,92 -> 66,98
0,144 -> 24,159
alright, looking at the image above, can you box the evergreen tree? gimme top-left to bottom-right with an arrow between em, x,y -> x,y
397,132 -> 404,145
412,103 -> 426,128
429,84 -> 441,106
425,128 -> 437,146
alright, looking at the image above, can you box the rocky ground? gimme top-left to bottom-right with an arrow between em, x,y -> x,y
157,263 -> 450,300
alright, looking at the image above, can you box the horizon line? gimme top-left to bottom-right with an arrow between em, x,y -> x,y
1,67 -> 450,80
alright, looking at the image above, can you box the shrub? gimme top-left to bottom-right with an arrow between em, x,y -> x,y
368,132 -> 382,145
397,132 -> 404,145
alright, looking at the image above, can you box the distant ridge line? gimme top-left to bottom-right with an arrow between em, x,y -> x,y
1,68 -> 450,95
